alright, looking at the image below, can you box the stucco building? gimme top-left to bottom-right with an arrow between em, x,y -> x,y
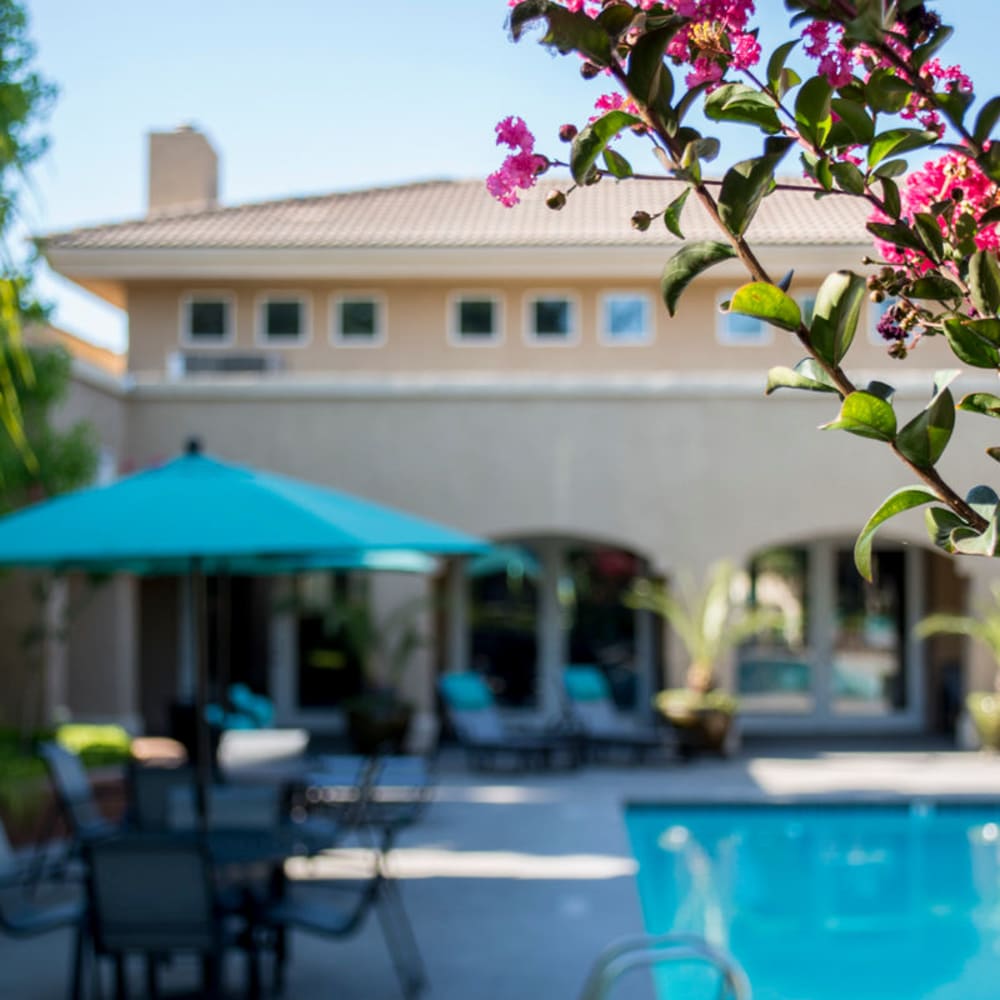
11,125 -> 997,743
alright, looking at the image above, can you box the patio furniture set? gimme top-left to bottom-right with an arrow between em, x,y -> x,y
0,740 -> 430,999
438,666 -> 673,771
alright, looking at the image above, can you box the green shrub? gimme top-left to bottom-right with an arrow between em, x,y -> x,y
54,723 -> 131,766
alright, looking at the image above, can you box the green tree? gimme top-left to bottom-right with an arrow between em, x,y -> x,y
0,0 -> 57,470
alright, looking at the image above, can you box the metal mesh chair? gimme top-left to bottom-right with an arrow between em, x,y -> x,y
86,834 -> 259,999
0,817 -> 87,1000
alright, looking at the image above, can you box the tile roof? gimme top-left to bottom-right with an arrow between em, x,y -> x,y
41,176 -> 872,252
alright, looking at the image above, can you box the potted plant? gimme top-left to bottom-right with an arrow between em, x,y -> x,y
916,584 -> 1000,751
338,595 -> 427,756
627,561 -> 781,757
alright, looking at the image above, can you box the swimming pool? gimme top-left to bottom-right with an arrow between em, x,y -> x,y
625,802 -> 1000,1000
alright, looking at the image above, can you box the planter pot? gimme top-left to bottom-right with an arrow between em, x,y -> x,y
655,689 -> 739,758
345,700 -> 413,756
966,692 -> 1000,751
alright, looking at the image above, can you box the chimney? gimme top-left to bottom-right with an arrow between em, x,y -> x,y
146,125 -> 219,215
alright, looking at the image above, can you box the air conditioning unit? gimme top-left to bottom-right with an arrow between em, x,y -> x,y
167,352 -> 286,377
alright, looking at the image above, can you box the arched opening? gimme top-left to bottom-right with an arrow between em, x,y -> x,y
461,535 -> 660,718
737,538 -> 965,735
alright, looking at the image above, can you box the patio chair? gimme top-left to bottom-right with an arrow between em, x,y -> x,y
562,666 -> 666,763
0,817 -> 87,1000
302,754 -> 435,830
438,672 -> 578,771
38,742 -> 120,844
261,821 -> 426,1000
85,834 -> 261,999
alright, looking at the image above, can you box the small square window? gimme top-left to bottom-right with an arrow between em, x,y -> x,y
529,296 -> 574,341
184,296 -> 232,343
261,298 -> 305,342
336,297 -> 383,343
602,294 -> 651,344
456,298 -> 497,340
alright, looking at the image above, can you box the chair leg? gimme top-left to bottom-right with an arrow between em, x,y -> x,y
68,918 -> 87,1000
144,956 -> 160,999
201,954 -> 221,999
113,955 -> 129,1000
374,879 -> 427,999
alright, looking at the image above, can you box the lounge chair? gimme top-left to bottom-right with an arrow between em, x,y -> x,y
562,666 -> 666,763
438,672 -> 577,771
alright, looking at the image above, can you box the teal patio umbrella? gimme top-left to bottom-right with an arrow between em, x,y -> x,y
0,441 -> 487,807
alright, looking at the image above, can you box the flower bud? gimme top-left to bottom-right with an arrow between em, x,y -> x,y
631,210 -> 652,232
546,190 -> 567,211
870,290 -> 885,303
558,123 -> 578,143
580,61 -> 601,80
951,186 -> 964,202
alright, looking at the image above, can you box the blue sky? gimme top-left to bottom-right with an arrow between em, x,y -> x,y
22,0 -> 999,350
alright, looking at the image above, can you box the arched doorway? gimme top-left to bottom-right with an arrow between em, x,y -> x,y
737,538 -> 964,734
458,536 -> 660,721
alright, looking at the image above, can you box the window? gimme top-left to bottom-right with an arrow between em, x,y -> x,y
180,293 -> 234,346
257,294 -> 309,345
600,293 -> 652,345
333,294 -> 385,345
451,294 -> 501,344
717,293 -> 770,345
526,294 -> 576,344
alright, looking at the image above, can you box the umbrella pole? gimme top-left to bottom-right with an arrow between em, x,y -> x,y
191,560 -> 211,826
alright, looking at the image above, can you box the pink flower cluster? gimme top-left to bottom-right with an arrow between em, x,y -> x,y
664,0 -> 760,88
871,149 -> 1000,271
486,116 -> 548,207
802,20 -> 972,132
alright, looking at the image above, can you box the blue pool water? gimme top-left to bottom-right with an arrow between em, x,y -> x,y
625,803 -> 1000,1000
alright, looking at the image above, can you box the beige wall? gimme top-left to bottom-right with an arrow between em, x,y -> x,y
124,270 -> 957,376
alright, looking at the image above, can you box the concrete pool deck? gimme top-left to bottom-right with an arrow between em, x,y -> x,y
4,739 -> 1000,999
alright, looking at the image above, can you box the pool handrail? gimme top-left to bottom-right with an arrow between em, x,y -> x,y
578,931 -> 751,1000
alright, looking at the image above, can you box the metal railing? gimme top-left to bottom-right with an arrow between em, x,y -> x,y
578,932 -> 752,1000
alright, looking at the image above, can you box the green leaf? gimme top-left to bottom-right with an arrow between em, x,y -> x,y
766,40 -> 798,92
570,110 -> 643,185
894,370 -> 959,468
808,270 -> 867,366
907,274 -> 962,301
830,161 -> 866,195
595,2 -> 637,37
830,99 -> 875,144
821,390 -> 897,442
943,317 -> 1000,369
881,178 -> 901,220
957,392 -> 1000,418
974,96 -> 1000,146
660,241 -> 736,317
969,249 -> 1000,317
872,158 -> 908,179
867,220 -> 928,257
766,358 -> 839,395
913,212 -> 944,262
978,144 -> 1000,185
965,319 -> 1000,346
509,0 -> 613,64
794,75 -> 833,145
704,83 -> 782,134
951,486 -> 1000,556
867,128 -> 938,168
988,448 -> 1000,464
717,153 -> 787,237
912,25 -> 953,70
865,70 -> 912,114
854,486 -> 940,580
602,148 -> 633,179
662,187 -> 690,240
925,506 -> 966,553
729,282 -> 802,332
626,25 -> 677,117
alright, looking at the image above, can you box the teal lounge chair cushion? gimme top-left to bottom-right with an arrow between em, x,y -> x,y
439,673 -> 493,710
564,666 -> 610,703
